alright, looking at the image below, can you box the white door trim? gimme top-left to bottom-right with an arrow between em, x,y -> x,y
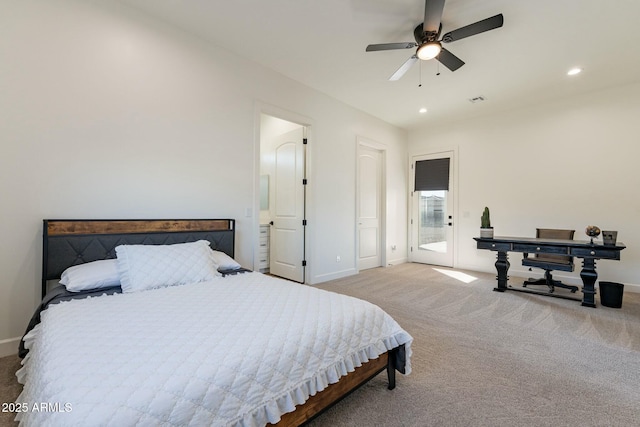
355,136 -> 387,272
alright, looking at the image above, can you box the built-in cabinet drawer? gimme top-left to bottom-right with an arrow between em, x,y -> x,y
259,224 -> 270,272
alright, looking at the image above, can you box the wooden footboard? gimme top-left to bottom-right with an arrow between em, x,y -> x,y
273,352 -> 391,426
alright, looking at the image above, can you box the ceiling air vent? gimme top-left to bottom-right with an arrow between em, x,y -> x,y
469,96 -> 486,104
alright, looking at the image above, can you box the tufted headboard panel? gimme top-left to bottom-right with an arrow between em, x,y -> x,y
42,219 -> 235,298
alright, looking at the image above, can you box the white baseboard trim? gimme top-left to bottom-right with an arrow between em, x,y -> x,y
310,268 -> 357,285
0,337 -> 20,358
618,282 -> 640,293
387,257 -> 407,266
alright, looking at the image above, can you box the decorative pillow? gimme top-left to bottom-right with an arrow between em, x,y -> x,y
115,240 -> 220,293
59,259 -> 121,292
211,250 -> 242,270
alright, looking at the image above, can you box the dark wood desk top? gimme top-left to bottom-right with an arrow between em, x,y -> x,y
474,236 -> 626,250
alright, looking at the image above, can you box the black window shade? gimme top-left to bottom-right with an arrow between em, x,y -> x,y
415,158 -> 450,191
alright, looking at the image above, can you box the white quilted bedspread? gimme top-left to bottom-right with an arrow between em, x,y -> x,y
17,272 -> 412,426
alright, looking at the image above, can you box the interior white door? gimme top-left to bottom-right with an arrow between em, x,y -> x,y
358,145 -> 382,270
410,152 -> 454,267
270,127 -> 305,282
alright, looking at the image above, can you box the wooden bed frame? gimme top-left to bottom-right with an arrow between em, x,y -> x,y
41,219 -> 402,426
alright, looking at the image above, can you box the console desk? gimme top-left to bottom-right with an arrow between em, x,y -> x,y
474,236 -> 626,307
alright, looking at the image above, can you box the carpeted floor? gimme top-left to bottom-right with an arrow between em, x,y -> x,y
1,263 -> 638,426
0,354 -> 21,427
308,264 -> 640,427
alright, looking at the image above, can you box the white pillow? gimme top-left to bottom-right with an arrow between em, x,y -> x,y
59,259 -> 121,292
211,250 -> 241,270
115,240 -> 220,293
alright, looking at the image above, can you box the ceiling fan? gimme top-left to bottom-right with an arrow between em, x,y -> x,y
365,0 -> 504,80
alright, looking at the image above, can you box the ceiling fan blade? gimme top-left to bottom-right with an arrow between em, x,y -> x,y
366,42 -> 417,52
423,0 -> 446,34
389,55 -> 418,81
436,48 -> 465,71
441,14 -> 504,43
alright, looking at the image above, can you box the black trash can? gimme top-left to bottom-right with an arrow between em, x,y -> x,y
599,281 -> 624,308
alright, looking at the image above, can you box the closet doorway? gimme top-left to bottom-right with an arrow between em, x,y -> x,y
259,114 -> 307,283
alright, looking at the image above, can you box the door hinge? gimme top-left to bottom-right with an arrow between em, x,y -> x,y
411,246 -> 413,252
302,219 -> 307,226
303,138 -> 308,145
302,178 -> 308,185
302,260 -> 307,266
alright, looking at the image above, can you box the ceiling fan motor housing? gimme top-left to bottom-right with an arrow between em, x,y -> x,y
414,23 -> 441,44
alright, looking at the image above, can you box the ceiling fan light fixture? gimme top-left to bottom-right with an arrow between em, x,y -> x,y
416,42 -> 441,60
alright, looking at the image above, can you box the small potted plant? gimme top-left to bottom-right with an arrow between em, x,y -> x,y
480,207 -> 494,238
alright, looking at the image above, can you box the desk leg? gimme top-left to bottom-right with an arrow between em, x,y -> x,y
580,258 -> 597,308
493,251 -> 510,292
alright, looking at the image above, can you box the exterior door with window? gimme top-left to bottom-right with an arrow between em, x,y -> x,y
410,152 -> 454,267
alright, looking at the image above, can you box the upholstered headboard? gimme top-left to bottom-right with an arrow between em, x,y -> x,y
42,219 -> 235,298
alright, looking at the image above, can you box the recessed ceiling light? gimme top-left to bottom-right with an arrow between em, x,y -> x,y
567,67 -> 582,76
419,107 -> 428,114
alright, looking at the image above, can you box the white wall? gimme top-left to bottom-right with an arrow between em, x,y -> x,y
0,0 -> 407,355
409,82 -> 640,288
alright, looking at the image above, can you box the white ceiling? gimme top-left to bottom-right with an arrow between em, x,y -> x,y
118,0 -> 640,130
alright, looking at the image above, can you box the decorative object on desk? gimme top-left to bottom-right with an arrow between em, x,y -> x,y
602,230 -> 618,246
585,225 -> 601,244
480,207 -> 493,238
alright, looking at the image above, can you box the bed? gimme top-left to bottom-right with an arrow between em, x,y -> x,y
16,219 -> 412,426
